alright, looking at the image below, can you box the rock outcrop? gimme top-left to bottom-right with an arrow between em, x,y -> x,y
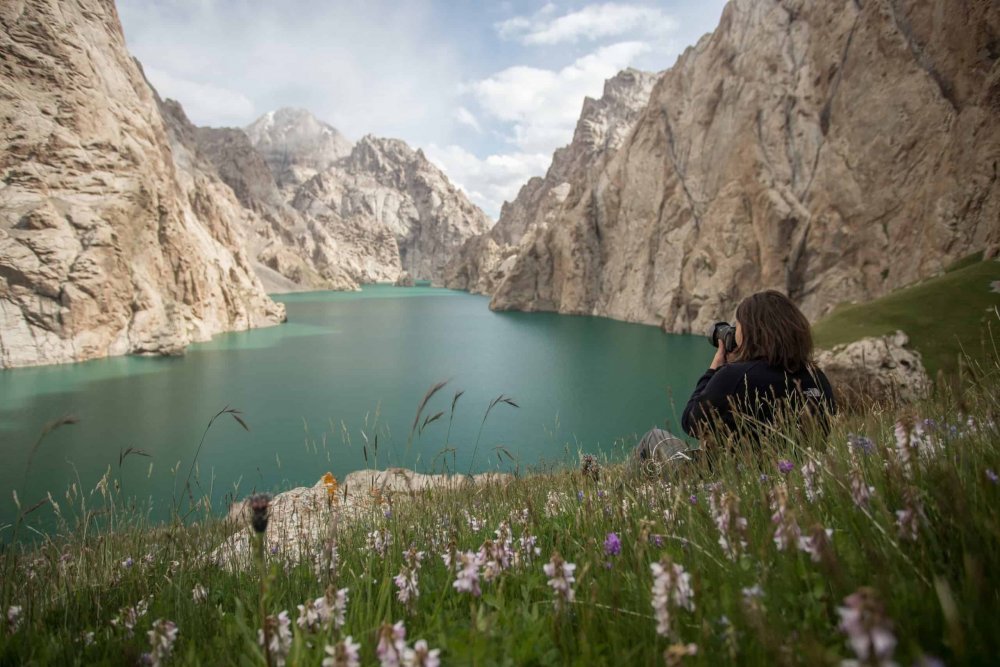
486,0 -> 1000,334
444,68 -> 659,295
815,331 -> 930,406
0,0 -> 284,368
291,135 -> 492,284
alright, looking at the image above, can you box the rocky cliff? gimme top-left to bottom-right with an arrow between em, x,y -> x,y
290,135 -> 492,283
487,0 -> 1000,334
444,68 -> 659,295
0,0 -> 285,369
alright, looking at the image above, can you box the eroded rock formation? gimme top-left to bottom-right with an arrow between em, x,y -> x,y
486,0 -> 1000,335
444,68 -> 659,295
0,0 -> 284,368
815,331 -> 930,406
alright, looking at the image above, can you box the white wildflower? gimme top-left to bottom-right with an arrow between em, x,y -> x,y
323,636 -> 362,667
144,619 -> 178,667
296,595 -> 333,632
801,458 -> 823,502
258,611 -> 292,667
708,488 -> 748,560
191,584 -> 208,604
451,551 -> 482,596
837,588 -> 897,667
7,605 -> 23,634
376,621 -> 407,667
333,588 -> 349,629
650,559 -> 694,637
394,547 -> 425,609
543,552 -> 576,609
367,529 -> 393,557
544,491 -> 568,518
402,638 -> 441,667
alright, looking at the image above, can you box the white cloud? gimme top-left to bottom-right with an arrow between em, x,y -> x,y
144,67 -> 255,126
426,144 -> 552,219
496,3 -> 677,45
469,41 -> 649,153
454,106 -> 482,133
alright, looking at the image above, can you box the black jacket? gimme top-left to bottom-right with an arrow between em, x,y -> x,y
681,359 -> 836,441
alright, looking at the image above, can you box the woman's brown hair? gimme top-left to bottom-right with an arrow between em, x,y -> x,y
731,290 -> 813,372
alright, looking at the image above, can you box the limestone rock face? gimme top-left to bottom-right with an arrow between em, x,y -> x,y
243,107 -> 353,193
162,101 -> 360,293
0,0 -> 284,369
444,68 -> 659,295
815,331 -> 930,406
289,135 -> 492,283
488,0 -> 1000,333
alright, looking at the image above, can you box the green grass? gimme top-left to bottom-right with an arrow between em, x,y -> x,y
813,254 -> 1000,376
2,364 -> 1000,665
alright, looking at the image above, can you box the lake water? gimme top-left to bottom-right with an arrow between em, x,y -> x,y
0,286 -> 710,534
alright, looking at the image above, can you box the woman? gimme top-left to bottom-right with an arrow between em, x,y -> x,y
636,290 -> 836,466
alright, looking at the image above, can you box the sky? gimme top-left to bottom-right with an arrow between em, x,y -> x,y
118,0 -> 727,220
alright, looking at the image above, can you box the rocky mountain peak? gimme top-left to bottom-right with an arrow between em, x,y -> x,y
244,108 -> 353,190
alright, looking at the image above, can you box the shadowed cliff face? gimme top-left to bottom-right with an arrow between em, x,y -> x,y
0,0 -> 284,369
487,0 -> 1000,333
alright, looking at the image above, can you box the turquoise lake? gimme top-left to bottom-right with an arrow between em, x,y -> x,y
0,286 -> 711,534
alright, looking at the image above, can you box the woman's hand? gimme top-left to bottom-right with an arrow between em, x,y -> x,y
709,340 -> 727,370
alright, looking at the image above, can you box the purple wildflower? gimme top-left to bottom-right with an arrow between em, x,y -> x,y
849,434 -> 876,455
689,494 -> 698,505
759,474 -> 769,483
604,532 -> 622,557
987,469 -> 999,484
577,490 -> 584,502
650,534 -> 664,548
778,460 -> 794,475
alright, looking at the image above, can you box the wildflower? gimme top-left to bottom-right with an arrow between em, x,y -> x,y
452,551 -> 482,596
650,558 -> 694,637
509,507 -> 529,524
543,552 -> 576,609
249,493 -> 272,533
741,585 -> 764,607
191,584 -> 208,604
463,510 -> 485,532
122,557 -> 134,570
604,532 -> 622,557
581,454 -> 601,481
376,621 -> 407,667
111,597 -> 151,638
850,468 -> 874,508
895,507 -> 920,541
577,490 -> 585,502
297,595 -> 333,632
759,474 -> 769,483
7,606 -> 22,634
332,588 -> 349,629
987,469 -> 999,484
800,525 -> 834,563
848,434 -> 875,456
650,534 -> 664,548
708,489 -> 748,560
769,486 -> 801,552
402,639 -> 441,667
258,611 -> 292,667
801,458 -> 823,502
778,460 -> 795,475
314,539 -> 339,583
514,533 -> 541,568
837,588 -> 897,666
689,494 -> 697,505
80,631 -> 95,646
142,553 -> 155,567
367,529 -> 393,557
394,547 -> 425,609
664,642 -> 698,666
323,636 -> 362,667
544,491 -> 568,517
144,619 -> 178,667
894,421 -> 915,477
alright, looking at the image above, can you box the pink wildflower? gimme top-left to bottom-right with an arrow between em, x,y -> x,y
543,552 -> 576,609
837,588 -> 897,666
323,636 -> 361,667
376,621 -> 407,667
650,559 -> 694,637
144,619 -> 178,667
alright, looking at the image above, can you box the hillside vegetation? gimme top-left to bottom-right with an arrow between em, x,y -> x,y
2,361 -> 999,665
813,254 -> 1000,376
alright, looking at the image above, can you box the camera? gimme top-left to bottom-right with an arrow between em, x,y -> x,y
709,321 -> 738,353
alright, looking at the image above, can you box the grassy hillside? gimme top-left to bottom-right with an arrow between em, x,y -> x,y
813,254 -> 1000,376
2,371 -> 1000,665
